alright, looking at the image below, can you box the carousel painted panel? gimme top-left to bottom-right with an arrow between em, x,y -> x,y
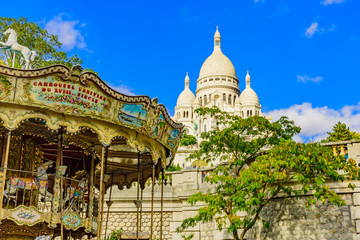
0,74 -> 12,101
117,103 -> 183,153
62,211 -> 83,231
6,205 -> 44,226
118,103 -> 147,128
21,76 -> 111,117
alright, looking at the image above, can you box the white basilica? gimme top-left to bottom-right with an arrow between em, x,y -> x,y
174,27 -> 263,140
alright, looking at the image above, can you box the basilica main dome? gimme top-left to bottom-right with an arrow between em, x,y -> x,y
198,28 -> 237,80
196,27 -> 240,98
199,49 -> 237,79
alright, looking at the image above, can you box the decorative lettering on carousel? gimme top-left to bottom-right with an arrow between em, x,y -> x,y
32,81 -> 107,104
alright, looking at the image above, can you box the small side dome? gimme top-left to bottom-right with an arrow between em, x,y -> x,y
239,88 -> 259,106
177,73 -> 196,106
239,71 -> 260,106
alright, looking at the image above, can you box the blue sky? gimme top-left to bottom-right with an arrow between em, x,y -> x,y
1,0 -> 359,142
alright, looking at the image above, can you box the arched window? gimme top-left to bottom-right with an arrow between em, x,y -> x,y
209,94 -> 211,102
186,111 -> 189,118
247,110 -> 249,116
204,124 -> 207,132
250,110 -> 252,116
204,95 -> 207,105
200,97 -> 202,106
233,96 -> 236,105
228,94 -> 232,104
223,93 -> 226,101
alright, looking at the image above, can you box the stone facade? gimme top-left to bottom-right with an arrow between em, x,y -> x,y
173,28 -> 268,168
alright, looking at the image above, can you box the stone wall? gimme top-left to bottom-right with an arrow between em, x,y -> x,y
248,194 -> 356,240
102,212 -> 172,240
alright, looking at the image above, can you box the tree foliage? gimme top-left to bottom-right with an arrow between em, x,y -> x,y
166,163 -> 182,172
324,121 -> 360,142
0,17 -> 82,69
180,133 -> 197,146
177,107 -> 360,240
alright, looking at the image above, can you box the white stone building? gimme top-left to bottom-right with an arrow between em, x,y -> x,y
174,28 -> 266,167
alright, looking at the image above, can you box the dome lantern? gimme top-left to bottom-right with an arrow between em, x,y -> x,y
185,72 -> 190,89
214,26 -> 221,50
246,70 -> 251,88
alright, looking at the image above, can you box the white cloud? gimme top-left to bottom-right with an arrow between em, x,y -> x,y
266,102 -> 360,142
305,22 -> 319,38
111,85 -> 136,96
297,75 -> 323,83
304,22 -> 336,38
321,0 -> 345,6
328,24 -> 336,32
45,15 -> 86,51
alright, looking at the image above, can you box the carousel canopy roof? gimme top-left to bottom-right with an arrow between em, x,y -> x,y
0,64 -> 184,189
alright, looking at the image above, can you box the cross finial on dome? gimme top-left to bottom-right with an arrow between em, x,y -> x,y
216,26 -> 218,30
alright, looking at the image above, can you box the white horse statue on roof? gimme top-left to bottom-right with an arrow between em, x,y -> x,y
0,28 -> 36,69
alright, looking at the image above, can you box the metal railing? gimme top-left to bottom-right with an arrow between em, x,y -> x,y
2,168 -> 93,217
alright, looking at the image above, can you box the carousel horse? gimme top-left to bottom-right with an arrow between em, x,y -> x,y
63,178 -> 87,212
4,161 -> 53,201
0,28 -> 37,69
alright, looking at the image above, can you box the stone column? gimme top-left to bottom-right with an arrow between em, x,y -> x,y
352,193 -> 360,239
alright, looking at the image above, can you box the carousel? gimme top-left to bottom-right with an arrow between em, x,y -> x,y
0,62 -> 183,240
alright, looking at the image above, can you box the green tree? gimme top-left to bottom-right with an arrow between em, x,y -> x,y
180,133 -> 197,146
0,17 -> 82,69
177,107 -> 360,240
325,121 -> 355,142
352,131 -> 360,140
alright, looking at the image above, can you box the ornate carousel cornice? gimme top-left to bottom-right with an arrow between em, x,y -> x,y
0,64 -> 182,129
0,64 -> 184,161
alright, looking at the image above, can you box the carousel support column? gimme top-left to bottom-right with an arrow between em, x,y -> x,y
104,174 -> 114,239
136,151 -> 141,240
150,163 -> 156,240
86,153 -> 95,232
160,167 -> 164,240
0,131 -> 11,215
140,185 -> 143,232
97,145 -> 108,238
50,127 -> 67,232
60,127 -> 65,240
